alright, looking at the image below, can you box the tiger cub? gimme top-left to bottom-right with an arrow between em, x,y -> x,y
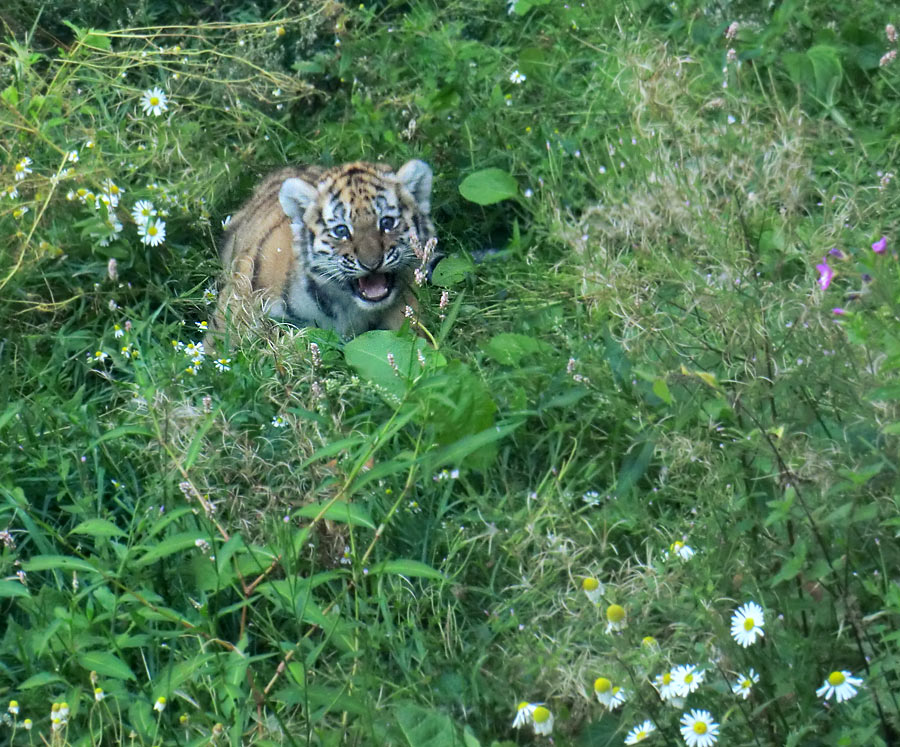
211,159 -> 434,340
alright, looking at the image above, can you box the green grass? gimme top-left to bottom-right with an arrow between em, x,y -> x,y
2,1 -> 900,745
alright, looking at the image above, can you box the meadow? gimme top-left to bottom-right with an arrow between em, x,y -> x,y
1,1 -> 899,745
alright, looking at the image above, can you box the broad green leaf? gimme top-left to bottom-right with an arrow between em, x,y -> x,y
88,424 -> 155,448
294,501 -> 375,529
0,579 -> 30,598
369,559 -> 444,581
77,651 -> 136,680
431,255 -> 474,286
19,671 -> 67,689
423,420 -> 521,472
482,333 -> 551,366
806,45 -> 842,103
23,555 -> 99,573
70,518 -> 126,538
458,168 -> 518,205
133,532 -> 209,567
652,378 -> 673,405
396,704 -> 464,746
344,330 -> 446,399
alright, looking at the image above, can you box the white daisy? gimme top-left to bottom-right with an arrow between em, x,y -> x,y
271,415 -> 287,428
625,720 -> 657,744
816,670 -> 863,703
679,709 -> 719,747
512,701 -> 537,729
102,179 -> 124,207
732,669 -> 759,699
671,664 -> 705,696
582,577 -> 604,604
131,199 -> 157,225
668,540 -> 695,561
653,670 -> 682,703
606,603 -> 626,633
138,218 -> 166,246
214,357 -> 231,373
14,157 -> 32,181
531,705 -> 553,736
730,601 -> 765,647
140,87 -> 169,116
509,69 -> 526,84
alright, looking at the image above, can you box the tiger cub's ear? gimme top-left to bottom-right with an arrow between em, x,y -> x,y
279,177 -> 319,222
396,159 -> 433,215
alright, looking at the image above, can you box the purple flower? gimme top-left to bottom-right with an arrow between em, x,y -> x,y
872,236 -> 887,254
816,260 -> 834,290
832,307 -> 845,315
828,247 -> 845,259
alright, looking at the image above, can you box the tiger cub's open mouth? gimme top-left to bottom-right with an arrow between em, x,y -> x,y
354,272 -> 394,303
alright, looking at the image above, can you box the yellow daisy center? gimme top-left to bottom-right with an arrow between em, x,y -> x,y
828,671 -> 846,686
583,577 -> 599,592
662,673 -> 672,685
693,722 -> 707,735
684,673 -> 693,684
517,701 -> 529,711
533,706 -> 550,723
744,618 -> 755,631
606,604 -> 625,623
742,678 -> 751,688
150,96 -> 160,106
147,225 -> 158,236
636,731 -> 646,739
594,677 -> 611,693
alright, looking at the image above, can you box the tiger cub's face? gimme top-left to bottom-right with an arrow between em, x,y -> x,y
279,160 -> 433,311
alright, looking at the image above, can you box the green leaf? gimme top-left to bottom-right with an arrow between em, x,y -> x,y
0,579 -> 30,598
70,518 -> 126,538
294,501 -> 375,529
806,45 -> 842,104
458,168 -> 518,205
133,532 -> 209,567
88,424 -> 155,448
344,330 -> 446,399
652,378 -> 673,405
19,672 -> 67,690
431,255 -> 474,287
23,555 -> 100,573
482,333 -> 551,366
76,651 -> 137,680
396,704 -> 464,746
369,559 -> 444,580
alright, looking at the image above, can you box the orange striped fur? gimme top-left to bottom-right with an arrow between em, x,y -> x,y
211,160 -> 434,340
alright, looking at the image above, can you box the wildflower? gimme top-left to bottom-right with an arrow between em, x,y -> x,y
592,677 -> 627,709
532,705 -> 553,736
12,206 -> 28,219
816,260 -> 833,290
108,257 -> 119,281
625,720 -> 657,744
4,185 -> 19,199
203,286 -> 217,305
725,21 -> 738,40
680,709 -> 719,747
102,179 -> 123,206
671,664 -> 705,696
8,700 -> 18,715
153,696 -> 167,712
582,577 -> 604,603
832,307 -> 845,316
14,157 -> 32,181
23,719 -> 32,730
94,687 -> 105,701
881,50 -> 897,67
67,150 -> 79,163
512,701 -> 537,729
888,24 -> 898,43
509,70 -> 526,84
89,350 -> 109,363
132,200 -> 157,225
184,341 -> 205,363
114,324 -> 124,339
272,415 -> 287,428
816,670 -> 862,703
642,636 -> 660,651
730,601 -> 765,647
654,670 -> 681,703
195,320 -> 208,332
140,87 -> 169,116
668,540 -> 695,561
214,357 -> 231,372
606,603 -> 626,632
732,669 -> 759,699
872,236 -> 887,254
138,218 -> 166,246
275,25 -> 286,36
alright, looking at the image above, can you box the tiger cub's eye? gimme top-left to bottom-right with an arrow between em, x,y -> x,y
331,224 -> 351,240
379,216 -> 396,232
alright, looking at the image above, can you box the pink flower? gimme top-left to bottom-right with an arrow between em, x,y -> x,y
816,260 -> 834,290
832,307 -> 845,315
872,236 -> 887,254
